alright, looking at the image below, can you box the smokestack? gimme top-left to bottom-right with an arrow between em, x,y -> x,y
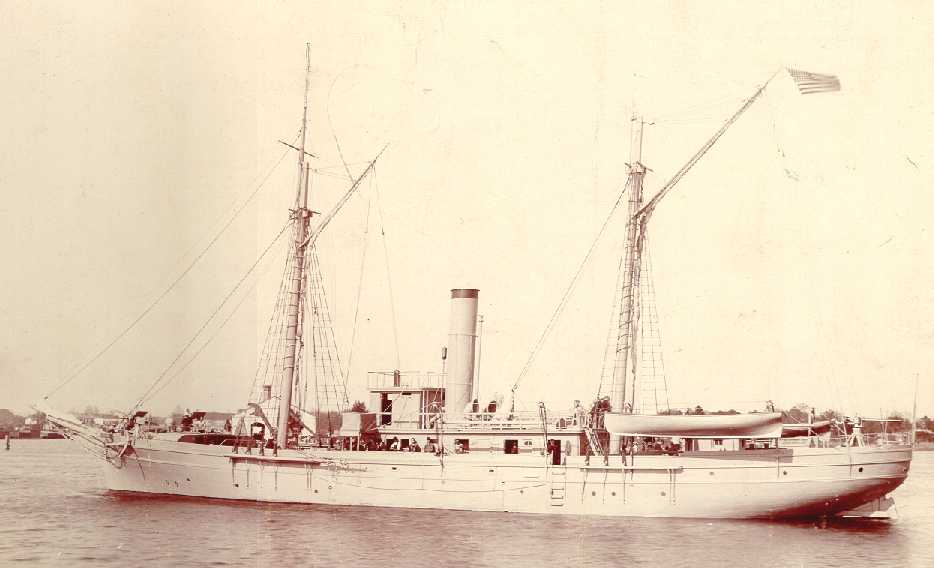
445,289 -> 479,415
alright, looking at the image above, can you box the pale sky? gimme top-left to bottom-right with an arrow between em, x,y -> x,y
1,1 -> 931,419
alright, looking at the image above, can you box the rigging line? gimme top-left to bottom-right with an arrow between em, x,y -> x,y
649,91 -> 748,122
308,245 -> 349,407
374,169 -> 402,370
597,221 -> 629,399
646,245 -> 670,413
257,254 -> 291,384
257,282 -> 290,405
301,326 -> 309,414
511,180 -> 631,394
132,220 -> 294,411
178,128 -> 302,267
639,239 -> 669,413
326,71 -> 357,184
44,137 -> 298,401
637,69 -> 781,223
628,225 -> 646,412
327,102 -> 399,371
324,90 -> 394,373
300,144 -> 389,250
311,284 -> 323,427
307,251 -> 325,417
344,198 -> 372,387
144,234 -> 287,405
312,170 -> 355,181
250,243 -> 294,400
314,162 -> 370,172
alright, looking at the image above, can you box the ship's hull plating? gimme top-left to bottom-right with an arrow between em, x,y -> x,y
101,438 -> 911,518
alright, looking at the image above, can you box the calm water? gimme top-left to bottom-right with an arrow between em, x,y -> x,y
0,441 -> 931,567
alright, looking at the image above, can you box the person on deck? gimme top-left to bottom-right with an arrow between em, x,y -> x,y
410,438 -> 421,452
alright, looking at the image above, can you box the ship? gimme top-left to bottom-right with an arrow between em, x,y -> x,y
40,51 -> 913,519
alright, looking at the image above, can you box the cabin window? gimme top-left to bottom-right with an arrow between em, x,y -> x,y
504,439 -> 519,454
250,423 -> 265,440
380,394 -> 393,425
454,438 -> 470,453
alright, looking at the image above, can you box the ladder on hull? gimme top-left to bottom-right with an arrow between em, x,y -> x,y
549,467 -> 567,507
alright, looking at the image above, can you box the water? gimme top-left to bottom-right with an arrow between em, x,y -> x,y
1,441 -> 931,567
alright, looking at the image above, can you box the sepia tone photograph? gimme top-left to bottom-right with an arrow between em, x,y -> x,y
1,2 -> 932,566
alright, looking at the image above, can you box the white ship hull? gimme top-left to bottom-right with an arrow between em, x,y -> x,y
101,438 -> 910,519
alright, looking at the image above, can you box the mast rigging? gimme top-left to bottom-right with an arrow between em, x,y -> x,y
611,70 -> 785,416
276,43 -> 314,449
275,43 -> 388,448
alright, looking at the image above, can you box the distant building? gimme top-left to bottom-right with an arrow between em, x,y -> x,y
187,411 -> 233,433
93,416 -> 121,428
79,413 -> 121,429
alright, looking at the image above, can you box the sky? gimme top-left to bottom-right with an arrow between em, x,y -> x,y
0,1 -> 932,419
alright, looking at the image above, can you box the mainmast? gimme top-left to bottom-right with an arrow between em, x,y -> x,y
610,115 -> 645,415
277,43 -> 313,450
605,68 -> 834,419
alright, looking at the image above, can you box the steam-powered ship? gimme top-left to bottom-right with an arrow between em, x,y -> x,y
41,52 -> 912,518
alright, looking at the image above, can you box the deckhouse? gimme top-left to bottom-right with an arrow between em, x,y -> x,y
344,289 -> 589,463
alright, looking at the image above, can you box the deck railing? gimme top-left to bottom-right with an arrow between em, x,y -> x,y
366,371 -> 445,390
780,431 -> 911,448
374,409 -> 591,431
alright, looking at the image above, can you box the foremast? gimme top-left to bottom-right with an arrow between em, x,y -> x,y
277,43 -> 314,450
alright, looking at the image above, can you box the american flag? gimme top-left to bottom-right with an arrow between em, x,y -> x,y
786,68 -> 841,94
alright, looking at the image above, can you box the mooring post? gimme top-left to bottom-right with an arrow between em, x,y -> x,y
5,434 -> 10,451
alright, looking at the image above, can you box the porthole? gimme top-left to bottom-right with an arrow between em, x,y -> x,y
661,491 -> 666,496
709,471 -> 714,476
611,492 -> 616,496
858,467 -> 864,473
783,470 -> 788,476
591,491 -> 596,496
